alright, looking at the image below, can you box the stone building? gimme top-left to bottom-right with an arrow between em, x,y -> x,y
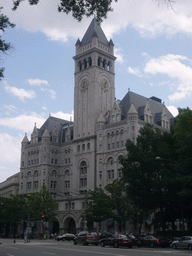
19,19 -> 174,234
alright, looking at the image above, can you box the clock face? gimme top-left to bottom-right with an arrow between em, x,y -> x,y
101,79 -> 109,91
80,79 -> 89,90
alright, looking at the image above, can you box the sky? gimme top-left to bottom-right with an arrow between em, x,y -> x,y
0,0 -> 192,183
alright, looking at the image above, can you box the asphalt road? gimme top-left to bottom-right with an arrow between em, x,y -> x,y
1,239 -> 192,256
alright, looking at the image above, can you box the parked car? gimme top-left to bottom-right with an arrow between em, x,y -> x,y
141,235 -> 169,248
126,234 -> 141,247
100,233 -> 133,248
73,231 -> 100,245
55,233 -> 75,241
171,236 -> 192,249
99,232 -> 113,239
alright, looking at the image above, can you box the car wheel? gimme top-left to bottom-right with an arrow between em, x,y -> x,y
95,243 -> 98,246
74,240 -> 77,245
114,242 -> 119,248
188,244 -> 192,250
172,243 -> 177,249
101,241 -> 105,247
150,242 -> 154,248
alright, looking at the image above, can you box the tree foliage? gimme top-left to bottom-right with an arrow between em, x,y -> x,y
86,187 -> 112,223
173,108 -> 192,223
120,123 -> 177,232
12,0 -> 118,23
0,8 -> 15,80
0,186 -> 58,235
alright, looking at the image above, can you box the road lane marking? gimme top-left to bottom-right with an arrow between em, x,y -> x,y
42,252 -> 56,255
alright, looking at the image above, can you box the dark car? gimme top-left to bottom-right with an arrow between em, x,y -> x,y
100,233 -> 133,248
126,234 -> 141,247
99,233 -> 113,239
141,235 -> 169,248
171,236 -> 192,249
55,233 -> 75,241
73,231 -> 100,245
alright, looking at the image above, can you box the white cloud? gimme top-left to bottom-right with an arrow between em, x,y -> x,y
127,67 -> 141,77
27,79 -> 49,86
3,0 -> 192,43
114,48 -> 124,63
144,54 -> 192,101
41,88 -> 56,99
43,27 -> 68,42
0,133 -> 21,163
4,82 -> 36,101
51,111 -> 74,121
0,113 -> 46,133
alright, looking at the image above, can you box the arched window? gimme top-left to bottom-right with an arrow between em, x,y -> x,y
88,57 -> 92,67
103,59 -> 106,69
107,61 -> 110,71
27,171 -> 31,178
78,61 -> 82,71
107,157 -> 114,180
65,169 -> 69,176
83,59 -> 87,69
34,170 -> 38,177
98,57 -> 101,66
51,170 -> 57,177
80,161 -> 87,175
107,157 -> 114,166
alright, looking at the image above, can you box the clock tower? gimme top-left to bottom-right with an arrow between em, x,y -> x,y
73,19 -> 116,139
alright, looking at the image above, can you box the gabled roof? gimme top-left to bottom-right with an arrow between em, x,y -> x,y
81,18 -> 109,46
120,91 -> 174,124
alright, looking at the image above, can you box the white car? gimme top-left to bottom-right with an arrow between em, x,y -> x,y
56,233 -> 75,241
171,236 -> 192,250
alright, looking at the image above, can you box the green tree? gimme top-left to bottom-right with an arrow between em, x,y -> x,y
0,7 -> 15,79
30,186 -> 58,222
121,123 -> 176,234
105,180 -> 132,232
86,187 -> 112,231
12,0 -> 118,23
173,108 -> 192,230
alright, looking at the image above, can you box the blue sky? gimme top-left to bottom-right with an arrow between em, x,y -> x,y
0,0 -> 192,182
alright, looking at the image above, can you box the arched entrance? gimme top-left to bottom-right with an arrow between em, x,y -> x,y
64,217 -> 76,234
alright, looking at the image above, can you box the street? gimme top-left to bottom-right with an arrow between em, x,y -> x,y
1,239 -> 192,256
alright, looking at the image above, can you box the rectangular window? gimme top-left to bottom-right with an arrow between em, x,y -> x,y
112,143 -> 115,149
117,142 -> 119,148
68,158 -> 70,163
27,182 -> 31,189
108,144 -> 110,150
121,141 -> 124,147
55,159 -> 57,164
65,180 -> 70,189
51,181 -> 57,189
22,161 -> 24,167
118,169 -> 122,179
34,181 -> 38,189
108,170 -> 114,180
